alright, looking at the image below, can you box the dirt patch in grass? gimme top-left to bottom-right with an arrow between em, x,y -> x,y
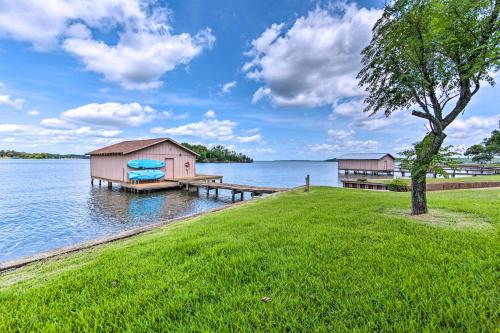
386,208 -> 493,230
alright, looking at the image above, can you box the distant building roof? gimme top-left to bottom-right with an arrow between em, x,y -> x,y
86,138 -> 199,156
337,153 -> 395,160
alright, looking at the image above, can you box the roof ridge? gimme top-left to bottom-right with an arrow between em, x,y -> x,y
86,137 -> 199,156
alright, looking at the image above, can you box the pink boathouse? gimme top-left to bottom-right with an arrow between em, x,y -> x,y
337,153 -> 395,174
87,138 -> 199,184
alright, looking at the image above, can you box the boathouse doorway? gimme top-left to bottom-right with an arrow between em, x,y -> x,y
165,158 -> 174,179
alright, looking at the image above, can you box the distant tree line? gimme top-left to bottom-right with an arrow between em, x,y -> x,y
398,127 -> 500,172
181,143 -> 253,163
0,150 -> 89,159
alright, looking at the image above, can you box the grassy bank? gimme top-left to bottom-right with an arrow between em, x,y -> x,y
1,187 -> 499,331
371,174 -> 500,184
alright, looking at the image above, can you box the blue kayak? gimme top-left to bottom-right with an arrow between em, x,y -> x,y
128,170 -> 165,181
128,159 -> 165,169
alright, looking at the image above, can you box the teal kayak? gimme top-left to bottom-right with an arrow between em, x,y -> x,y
128,170 -> 165,181
128,159 -> 165,169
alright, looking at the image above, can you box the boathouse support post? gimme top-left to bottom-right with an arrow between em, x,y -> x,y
240,192 -> 244,201
207,187 -> 210,198
108,182 -> 112,189
231,190 -> 235,203
99,180 -> 102,187
215,188 -> 218,199
196,187 -> 199,196
305,174 -> 310,192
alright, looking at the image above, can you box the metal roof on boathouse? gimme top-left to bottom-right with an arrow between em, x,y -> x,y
337,153 -> 395,160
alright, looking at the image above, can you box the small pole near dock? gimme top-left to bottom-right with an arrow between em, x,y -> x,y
305,174 -> 310,192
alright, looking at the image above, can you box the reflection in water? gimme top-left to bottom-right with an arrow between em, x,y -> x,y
128,195 -> 166,220
1,159 -> 348,262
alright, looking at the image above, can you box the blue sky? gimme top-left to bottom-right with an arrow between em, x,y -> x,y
0,0 -> 498,160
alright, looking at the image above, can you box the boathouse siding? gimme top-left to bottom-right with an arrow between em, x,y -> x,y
88,138 -> 198,182
337,153 -> 395,171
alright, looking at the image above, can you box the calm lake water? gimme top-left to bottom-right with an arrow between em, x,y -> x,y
0,160 -> 346,262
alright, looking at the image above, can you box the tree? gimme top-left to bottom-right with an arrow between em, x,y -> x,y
464,144 -> 494,163
357,0 -> 500,214
464,127 -> 500,162
181,143 -> 253,163
484,128 -> 500,155
400,144 -> 460,177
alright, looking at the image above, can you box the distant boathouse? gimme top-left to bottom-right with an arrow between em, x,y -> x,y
337,153 -> 395,175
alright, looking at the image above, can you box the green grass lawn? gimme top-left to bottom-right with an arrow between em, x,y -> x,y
371,174 -> 500,184
1,187 -> 499,332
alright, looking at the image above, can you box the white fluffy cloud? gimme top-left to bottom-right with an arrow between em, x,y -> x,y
0,124 -> 30,133
62,102 -> 158,127
0,0 -> 144,50
63,28 -> 214,90
240,147 -> 276,154
236,134 -> 262,143
0,0 -> 215,89
244,4 -> 381,107
221,81 -> 237,94
204,110 -> 216,118
308,139 -> 379,153
330,99 -> 366,119
27,110 -> 40,116
0,94 -> 25,110
40,118 -> 75,129
328,129 -> 354,140
151,119 -> 237,141
311,124 -> 379,155
331,98 -> 416,131
448,116 -> 498,132
447,116 -> 499,141
0,123 -> 122,142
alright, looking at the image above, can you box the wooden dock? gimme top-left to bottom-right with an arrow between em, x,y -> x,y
105,174 -> 223,194
342,180 -> 389,191
178,180 -> 288,202
92,174 -> 288,201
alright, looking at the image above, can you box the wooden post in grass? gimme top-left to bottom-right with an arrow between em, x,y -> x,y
305,174 -> 310,192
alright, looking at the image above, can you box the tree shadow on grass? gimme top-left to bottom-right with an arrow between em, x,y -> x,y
384,208 -> 493,231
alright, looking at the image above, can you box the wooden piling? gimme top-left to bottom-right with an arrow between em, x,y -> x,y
305,174 -> 310,192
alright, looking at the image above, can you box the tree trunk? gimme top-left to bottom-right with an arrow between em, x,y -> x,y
411,170 -> 428,214
410,132 -> 446,215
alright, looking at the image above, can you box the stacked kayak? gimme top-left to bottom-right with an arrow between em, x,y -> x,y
127,159 -> 165,169
128,170 -> 165,181
127,159 -> 165,181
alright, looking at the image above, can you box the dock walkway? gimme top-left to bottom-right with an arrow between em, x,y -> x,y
178,180 -> 288,202
119,174 -> 223,193
93,174 -> 288,201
